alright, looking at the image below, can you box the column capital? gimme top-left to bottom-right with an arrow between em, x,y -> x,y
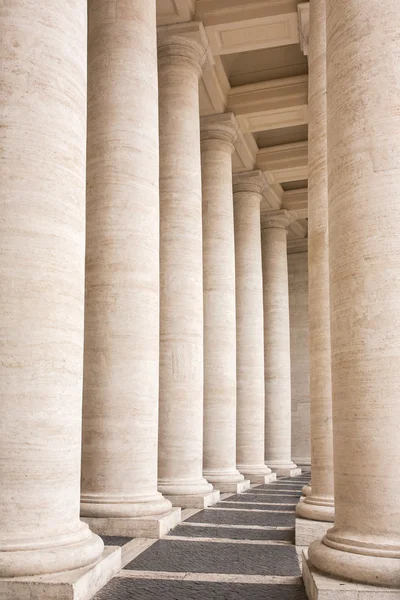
200,113 -> 239,153
233,170 -> 267,198
261,209 -> 291,231
157,22 -> 211,74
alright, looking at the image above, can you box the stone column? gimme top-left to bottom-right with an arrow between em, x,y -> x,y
262,210 -> 301,477
201,113 -> 249,494
0,0 -> 104,581
234,171 -> 276,485
158,22 -> 219,508
308,0 -> 400,589
80,0 -> 177,538
296,0 -> 334,541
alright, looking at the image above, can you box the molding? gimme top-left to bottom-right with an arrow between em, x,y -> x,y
156,0 -> 196,25
261,209 -> 291,230
232,169 -> 268,197
297,2 -> 310,56
196,0 -> 300,27
256,141 -> 308,183
282,188 -> 308,219
157,21 -> 214,70
200,112 -> 239,146
228,75 -> 308,133
203,11 -> 299,55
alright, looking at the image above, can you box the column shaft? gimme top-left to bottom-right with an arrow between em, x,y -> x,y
81,0 -> 172,529
201,114 -> 247,493
309,0 -> 400,587
262,211 -> 300,477
0,0 -> 102,576
296,0 -> 334,523
158,24 -> 214,505
234,172 -> 275,485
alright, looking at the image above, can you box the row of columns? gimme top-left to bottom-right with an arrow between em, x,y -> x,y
0,1 -> 297,580
298,0 -> 400,591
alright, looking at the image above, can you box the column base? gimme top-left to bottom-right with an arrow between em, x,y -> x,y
214,480 -> 251,493
302,484 -> 312,496
295,517 -> 332,547
266,460 -> 301,477
276,467 -> 302,477
303,550 -> 400,599
165,490 -> 220,509
309,538 -> 400,589
246,472 -> 277,485
0,547 -> 120,600
82,507 -> 181,539
237,464 -> 276,484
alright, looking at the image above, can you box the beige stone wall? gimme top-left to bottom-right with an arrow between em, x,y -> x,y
288,251 -> 310,465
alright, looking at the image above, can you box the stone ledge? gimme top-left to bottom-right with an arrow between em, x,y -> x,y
275,467 -> 302,477
295,517 -> 331,547
166,490 -> 220,509
83,507 -> 181,539
246,472 -> 277,485
302,550 -> 400,599
0,547 -> 120,600
214,480 -> 251,493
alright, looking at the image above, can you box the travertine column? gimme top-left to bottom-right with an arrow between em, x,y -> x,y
201,113 -> 249,494
262,210 -> 300,477
0,0 -> 103,577
81,0 -> 175,536
296,0 -> 334,526
234,172 -> 276,485
308,0 -> 400,587
158,23 -> 218,508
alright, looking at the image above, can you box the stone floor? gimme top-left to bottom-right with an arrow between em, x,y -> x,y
93,472 -> 311,599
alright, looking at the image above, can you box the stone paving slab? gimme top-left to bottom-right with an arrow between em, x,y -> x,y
185,509 -> 295,527
93,578 -> 308,600
101,535 -> 133,547
217,502 -> 295,512
227,494 -> 298,504
168,524 -> 295,542
123,540 -> 300,576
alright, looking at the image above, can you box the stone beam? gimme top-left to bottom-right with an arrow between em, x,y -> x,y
196,0 -> 300,55
199,56 -> 230,116
282,188 -> 308,219
256,141 -> 308,183
156,0 -> 196,25
227,75 -> 308,133
297,2 -> 310,56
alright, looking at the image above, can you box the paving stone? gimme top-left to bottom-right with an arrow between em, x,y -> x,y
100,535 -> 133,546
124,539 -> 300,576
226,494 -> 298,504
185,509 -> 295,527
168,524 -> 295,542
217,502 -> 295,511
93,578 -> 308,600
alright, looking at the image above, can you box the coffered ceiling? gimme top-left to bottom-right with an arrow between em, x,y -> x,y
156,0 -> 310,249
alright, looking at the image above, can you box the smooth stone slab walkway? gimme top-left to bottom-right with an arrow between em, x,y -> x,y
93,473 -> 310,600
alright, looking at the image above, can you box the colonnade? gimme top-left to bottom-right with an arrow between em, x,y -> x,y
297,0 -> 400,595
0,0 -> 296,590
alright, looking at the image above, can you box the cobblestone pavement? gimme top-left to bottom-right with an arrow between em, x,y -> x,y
93,472 -> 311,600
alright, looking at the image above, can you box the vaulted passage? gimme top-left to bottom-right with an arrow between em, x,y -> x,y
93,474 -> 310,600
